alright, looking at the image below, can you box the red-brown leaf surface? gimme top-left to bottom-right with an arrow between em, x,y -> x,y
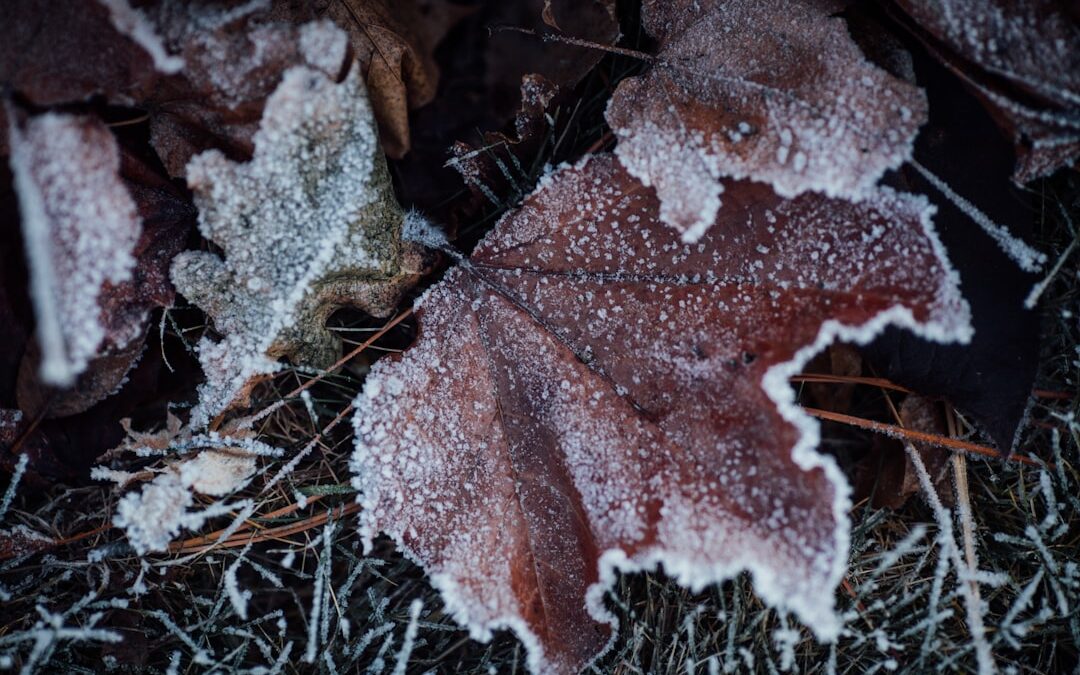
8,108 -> 192,419
605,0 -> 928,241
891,0 -> 1080,183
351,154 -> 971,673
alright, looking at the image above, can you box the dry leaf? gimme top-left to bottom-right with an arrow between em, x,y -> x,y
892,0 -> 1080,183
7,112 -> 143,388
0,525 -> 54,561
487,0 -> 618,113
448,74 -> 559,200
143,10 -> 353,177
171,61 -> 430,428
318,0 -> 472,158
605,0 -> 928,241
853,395 -> 951,511
14,145 -> 193,419
350,154 -> 971,673
0,0 -> 162,109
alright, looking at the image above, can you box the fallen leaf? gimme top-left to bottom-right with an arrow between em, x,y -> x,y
448,74 -> 559,203
0,524 -> 54,560
0,0 -> 162,109
891,0 -> 1080,183
96,415 -> 277,552
487,0 -> 618,120
171,60 -> 431,429
605,0 -> 928,241
318,0 -> 473,158
143,11 -> 353,177
15,145 -> 194,419
7,111 -> 142,388
852,395 -> 951,511
350,154 -> 971,673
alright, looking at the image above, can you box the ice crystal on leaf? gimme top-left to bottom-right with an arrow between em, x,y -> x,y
350,154 -> 971,674
172,61 -> 430,428
7,112 -> 141,386
605,0 -> 928,241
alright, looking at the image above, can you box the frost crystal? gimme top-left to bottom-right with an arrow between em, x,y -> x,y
8,112 -> 141,385
172,61 -> 429,428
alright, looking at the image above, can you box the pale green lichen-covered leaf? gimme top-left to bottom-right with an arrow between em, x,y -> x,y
171,58 -> 430,429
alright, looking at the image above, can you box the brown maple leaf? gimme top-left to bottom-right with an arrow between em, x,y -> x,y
350,154 -> 971,673
891,0 -> 1080,183
605,0 -> 928,241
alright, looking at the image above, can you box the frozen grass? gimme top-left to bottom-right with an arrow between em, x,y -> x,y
2,7 -> 1079,674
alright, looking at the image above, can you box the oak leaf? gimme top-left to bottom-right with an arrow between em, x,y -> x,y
892,0 -> 1080,183
171,61 -> 431,429
350,154 -> 971,673
142,10 -> 353,177
605,0 -> 928,241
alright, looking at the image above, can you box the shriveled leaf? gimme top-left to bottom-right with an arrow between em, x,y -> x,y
171,62 -> 431,429
851,394 -> 957,511
606,0 -> 928,241
487,0 -> 618,120
0,525 -> 54,561
317,0 -> 472,158
7,112 -> 141,388
351,154 -> 970,673
448,74 -> 559,203
892,0 -> 1080,183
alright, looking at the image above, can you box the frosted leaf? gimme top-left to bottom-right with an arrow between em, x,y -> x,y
351,154 -> 971,674
144,10 -> 351,177
7,112 -> 141,386
97,0 -> 185,74
605,0 -> 927,241
895,0 -> 1080,182
112,465 -> 252,555
101,416 -> 270,552
0,525 -> 54,560
172,62 -> 429,428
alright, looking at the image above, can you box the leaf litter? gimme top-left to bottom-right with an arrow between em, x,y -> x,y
0,2 -> 1078,674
